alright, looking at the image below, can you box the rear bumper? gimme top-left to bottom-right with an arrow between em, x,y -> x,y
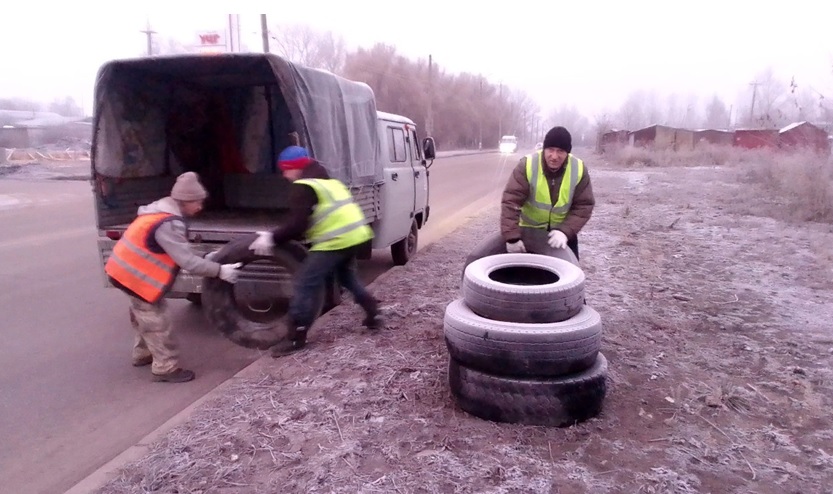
98,238 -> 293,298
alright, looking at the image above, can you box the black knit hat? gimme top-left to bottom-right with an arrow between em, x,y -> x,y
543,126 -> 572,153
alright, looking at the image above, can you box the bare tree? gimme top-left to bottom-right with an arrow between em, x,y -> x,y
48,96 -> 84,117
702,94 -> 730,129
548,104 -> 591,145
744,68 -> 790,127
616,90 -> 657,130
269,23 -> 347,74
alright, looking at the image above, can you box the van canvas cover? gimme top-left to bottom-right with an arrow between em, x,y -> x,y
91,53 -> 382,186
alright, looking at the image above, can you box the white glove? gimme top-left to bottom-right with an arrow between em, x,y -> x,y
219,262 -> 243,283
249,231 -> 275,256
505,240 -> 526,253
548,230 -> 568,249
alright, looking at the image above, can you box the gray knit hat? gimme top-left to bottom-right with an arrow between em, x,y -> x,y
171,172 -> 208,201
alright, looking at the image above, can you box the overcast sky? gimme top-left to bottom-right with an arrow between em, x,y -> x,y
2,1 -> 832,119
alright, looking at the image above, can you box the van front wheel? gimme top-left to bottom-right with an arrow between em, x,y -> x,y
391,219 -> 418,266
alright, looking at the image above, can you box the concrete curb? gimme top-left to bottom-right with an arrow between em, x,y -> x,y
436,149 -> 498,158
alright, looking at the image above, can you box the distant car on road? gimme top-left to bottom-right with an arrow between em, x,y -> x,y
499,135 -> 518,154
534,142 -> 543,151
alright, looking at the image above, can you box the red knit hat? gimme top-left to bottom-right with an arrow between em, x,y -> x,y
277,146 -> 313,171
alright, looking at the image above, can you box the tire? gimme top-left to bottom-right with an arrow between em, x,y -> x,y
448,353 -> 608,427
463,231 -> 579,278
202,234 -> 324,350
391,219 -> 418,266
443,298 -> 602,378
185,293 -> 202,306
462,253 -> 585,324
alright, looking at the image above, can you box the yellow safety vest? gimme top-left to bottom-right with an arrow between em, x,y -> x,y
519,151 -> 584,229
295,178 -> 374,251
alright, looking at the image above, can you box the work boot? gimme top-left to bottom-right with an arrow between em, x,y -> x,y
360,298 -> 384,330
132,355 -> 153,367
271,326 -> 309,358
152,368 -> 195,383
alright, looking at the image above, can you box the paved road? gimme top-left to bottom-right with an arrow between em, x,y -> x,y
0,151 -> 520,494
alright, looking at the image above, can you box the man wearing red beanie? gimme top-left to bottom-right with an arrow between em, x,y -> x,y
249,146 -> 383,357
500,126 -> 595,260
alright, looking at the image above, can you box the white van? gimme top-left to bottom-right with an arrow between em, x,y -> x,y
499,135 -> 518,153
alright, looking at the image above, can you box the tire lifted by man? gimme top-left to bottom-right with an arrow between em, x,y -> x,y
249,146 -> 384,358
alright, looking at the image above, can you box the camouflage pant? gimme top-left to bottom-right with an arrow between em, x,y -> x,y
128,296 -> 179,375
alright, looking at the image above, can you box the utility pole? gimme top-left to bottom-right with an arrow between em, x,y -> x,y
749,81 -> 760,125
260,14 -> 270,52
227,15 -> 235,52
479,77 -> 483,150
522,109 -> 527,144
498,82 -> 503,137
140,20 -> 156,56
426,54 -> 434,136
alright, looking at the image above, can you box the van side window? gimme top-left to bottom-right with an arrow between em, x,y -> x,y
389,127 -> 407,162
411,130 -> 422,160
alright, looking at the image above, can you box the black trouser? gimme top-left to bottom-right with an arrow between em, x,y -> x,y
288,245 -> 376,328
567,235 -> 579,260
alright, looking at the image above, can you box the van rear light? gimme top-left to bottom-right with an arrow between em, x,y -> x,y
105,231 -> 122,240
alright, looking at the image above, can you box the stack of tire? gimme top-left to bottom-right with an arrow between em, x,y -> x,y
444,253 -> 608,427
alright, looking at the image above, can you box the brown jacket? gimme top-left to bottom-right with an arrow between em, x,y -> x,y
500,153 -> 595,242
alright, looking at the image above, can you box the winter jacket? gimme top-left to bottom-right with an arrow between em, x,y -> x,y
500,154 -> 595,242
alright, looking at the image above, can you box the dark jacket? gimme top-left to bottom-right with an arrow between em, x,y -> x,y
500,154 -> 595,242
270,161 -> 331,243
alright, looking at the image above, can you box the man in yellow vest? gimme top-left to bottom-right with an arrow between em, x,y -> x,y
500,126 -> 595,259
105,172 -> 242,383
248,146 -> 382,357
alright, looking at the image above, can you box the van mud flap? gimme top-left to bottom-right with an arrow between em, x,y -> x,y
201,235 -> 325,350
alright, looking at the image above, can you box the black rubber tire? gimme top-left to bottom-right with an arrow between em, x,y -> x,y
448,353 -> 608,427
391,219 -> 418,266
444,298 -> 602,378
202,234 -> 324,350
462,253 -> 585,324
462,231 -> 579,279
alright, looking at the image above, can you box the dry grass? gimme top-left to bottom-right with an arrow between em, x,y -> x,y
602,144 -> 833,223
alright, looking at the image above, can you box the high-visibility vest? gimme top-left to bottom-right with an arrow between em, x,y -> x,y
295,178 -> 374,251
519,151 -> 585,229
105,212 -> 180,303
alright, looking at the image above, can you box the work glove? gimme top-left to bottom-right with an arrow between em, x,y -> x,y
249,231 -> 275,256
219,262 -> 243,283
505,240 -> 526,253
547,230 -> 568,249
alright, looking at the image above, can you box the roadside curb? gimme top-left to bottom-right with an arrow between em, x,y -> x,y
436,149 -> 498,158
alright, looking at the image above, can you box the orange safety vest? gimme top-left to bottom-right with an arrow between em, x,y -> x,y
105,212 -> 180,304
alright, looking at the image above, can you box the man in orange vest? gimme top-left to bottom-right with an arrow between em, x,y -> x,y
105,172 -> 242,383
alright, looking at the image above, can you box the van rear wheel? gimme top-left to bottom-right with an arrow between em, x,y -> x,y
391,219 -> 418,266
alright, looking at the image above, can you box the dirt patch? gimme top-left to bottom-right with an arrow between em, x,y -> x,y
96,159 -> 833,493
